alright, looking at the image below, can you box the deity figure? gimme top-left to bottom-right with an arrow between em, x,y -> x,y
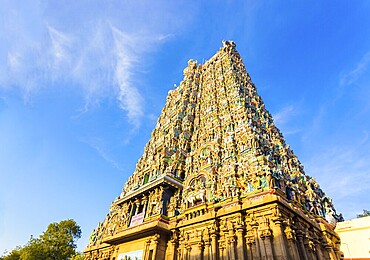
120,203 -> 130,227
89,229 -> 98,246
266,171 -> 275,189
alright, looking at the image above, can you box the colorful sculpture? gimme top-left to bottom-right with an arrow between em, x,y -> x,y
84,41 -> 342,260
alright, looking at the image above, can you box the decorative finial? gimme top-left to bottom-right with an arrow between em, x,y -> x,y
222,40 -> 236,48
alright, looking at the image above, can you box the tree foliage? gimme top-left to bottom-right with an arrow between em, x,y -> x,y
357,209 -> 370,218
70,252 -> 84,260
1,219 -> 82,260
0,247 -> 21,260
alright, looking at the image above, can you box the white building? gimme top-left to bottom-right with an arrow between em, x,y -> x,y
335,215 -> 370,260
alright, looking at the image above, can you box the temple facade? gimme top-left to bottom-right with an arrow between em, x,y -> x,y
84,41 -> 342,260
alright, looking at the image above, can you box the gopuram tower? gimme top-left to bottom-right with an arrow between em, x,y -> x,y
84,41 -> 342,260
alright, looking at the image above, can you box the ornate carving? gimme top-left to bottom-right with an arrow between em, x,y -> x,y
85,40 -> 342,260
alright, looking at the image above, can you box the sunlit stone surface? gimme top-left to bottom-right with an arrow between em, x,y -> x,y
84,41 -> 342,260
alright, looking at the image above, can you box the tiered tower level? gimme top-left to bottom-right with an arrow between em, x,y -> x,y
85,41 -> 342,260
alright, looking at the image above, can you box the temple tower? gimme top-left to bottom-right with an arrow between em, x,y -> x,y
84,41 -> 342,260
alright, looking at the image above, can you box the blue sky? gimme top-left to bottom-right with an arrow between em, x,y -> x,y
1,0 -> 370,254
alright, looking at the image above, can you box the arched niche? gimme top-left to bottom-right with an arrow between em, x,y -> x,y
184,173 -> 208,208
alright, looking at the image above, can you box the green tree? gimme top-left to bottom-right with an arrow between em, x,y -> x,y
40,219 -> 82,260
0,247 -> 21,260
1,219 -> 82,260
70,252 -> 84,260
20,237 -> 48,259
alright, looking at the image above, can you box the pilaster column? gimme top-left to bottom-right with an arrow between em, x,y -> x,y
271,217 -> 289,260
260,229 -> 274,259
134,198 -> 141,215
197,242 -> 204,260
325,243 -> 338,260
189,242 -> 201,260
143,239 -> 151,260
236,225 -> 245,259
227,235 -> 236,260
210,232 -> 218,260
244,233 -> 254,260
167,238 -> 177,260
152,234 -> 160,260
314,242 -> 325,260
227,223 -> 236,260
204,239 -> 211,260
219,243 -> 225,260
220,223 -> 228,260
251,222 -> 261,259
297,232 -> 308,260
284,225 -> 300,260
142,195 -> 148,213
176,247 -> 182,260
333,243 -> 341,260
305,238 -> 316,260
178,236 -> 185,260
186,244 -> 192,260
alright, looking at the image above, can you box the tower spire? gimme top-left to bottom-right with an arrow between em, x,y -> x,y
84,41 -> 341,260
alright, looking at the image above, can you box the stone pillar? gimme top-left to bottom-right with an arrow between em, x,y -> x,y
326,243 -> 338,260
227,223 -> 236,260
227,235 -> 236,260
256,216 -> 273,259
176,247 -> 182,260
305,238 -> 316,260
224,238 -> 229,260
178,236 -> 185,260
186,244 -> 192,260
189,242 -> 202,260
142,195 -> 148,213
219,222 -> 228,260
113,246 -> 119,260
134,198 -> 141,215
284,225 -> 300,260
333,243 -> 341,260
314,243 -> 325,260
236,225 -> 245,259
197,242 -> 204,260
245,226 -> 261,259
311,234 -> 325,260
260,229 -> 274,260
245,234 -> 254,260
251,223 -> 261,259
167,238 -> 177,260
152,234 -> 160,260
143,239 -> 151,260
271,217 -> 289,260
204,239 -> 211,260
219,242 -> 225,260
210,232 -> 218,260
297,232 -> 308,260
189,244 -> 196,260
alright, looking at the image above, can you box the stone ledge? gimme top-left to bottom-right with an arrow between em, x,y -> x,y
102,218 -> 170,245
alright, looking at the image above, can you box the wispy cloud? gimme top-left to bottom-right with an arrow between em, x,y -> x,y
110,26 -> 168,127
305,132 -> 370,219
340,51 -> 370,86
273,105 -> 297,125
80,137 -> 125,172
272,105 -> 301,135
7,52 -> 22,72
46,25 -> 73,74
0,1 -> 185,126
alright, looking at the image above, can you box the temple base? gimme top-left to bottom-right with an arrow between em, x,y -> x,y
84,191 -> 341,260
